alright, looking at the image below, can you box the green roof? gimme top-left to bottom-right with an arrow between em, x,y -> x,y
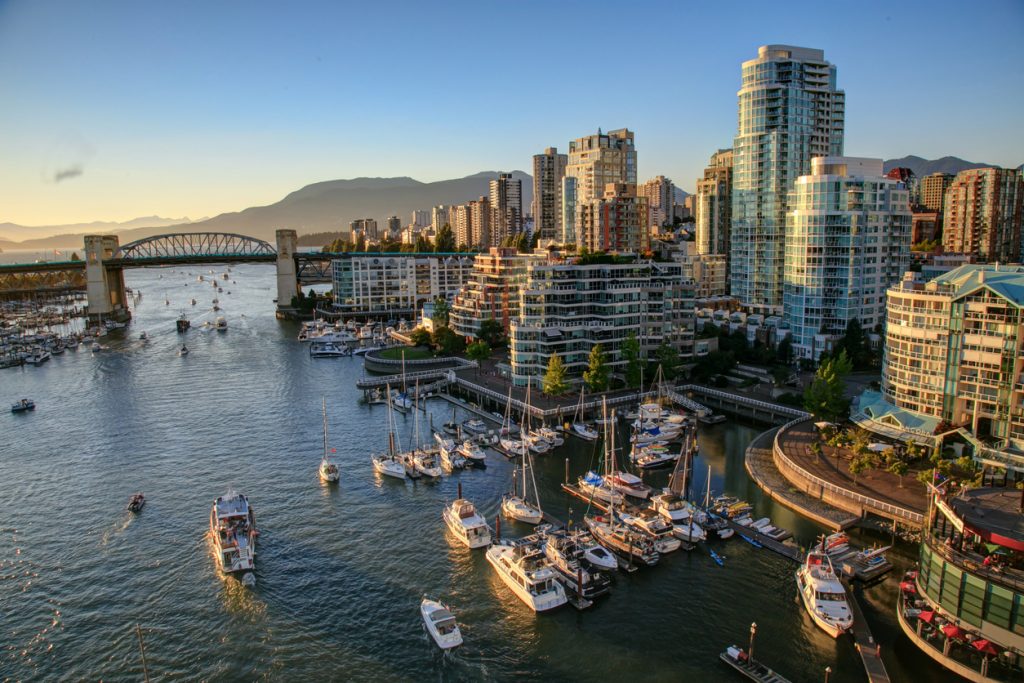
857,389 -> 940,433
933,264 -> 1024,307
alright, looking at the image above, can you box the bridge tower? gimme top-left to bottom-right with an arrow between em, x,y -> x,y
275,229 -> 299,315
84,234 -> 131,323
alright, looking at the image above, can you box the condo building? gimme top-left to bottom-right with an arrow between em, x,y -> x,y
385,215 -> 402,238
942,168 -> 1024,263
639,176 -> 675,229
469,196 -> 492,249
489,172 -> 523,245
694,149 -> 733,259
920,172 -> 954,212
432,205 -> 453,232
783,157 -> 912,361
564,128 -> 637,242
453,205 -> 472,248
730,45 -> 846,313
411,210 -> 431,228
509,258 -> 694,387
855,265 -> 1024,474
349,218 -> 379,241
449,247 -> 543,339
533,148 -> 568,243
331,253 -> 473,315
577,183 -> 649,253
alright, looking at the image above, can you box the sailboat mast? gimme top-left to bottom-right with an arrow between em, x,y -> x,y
322,396 -> 328,460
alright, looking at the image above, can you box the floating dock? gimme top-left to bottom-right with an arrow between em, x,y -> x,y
717,515 -> 802,563
845,585 -> 891,683
830,546 -> 893,583
718,648 -> 793,683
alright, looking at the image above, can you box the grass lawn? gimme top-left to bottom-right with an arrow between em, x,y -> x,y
376,346 -> 434,361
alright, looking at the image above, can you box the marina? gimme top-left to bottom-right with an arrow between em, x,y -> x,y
0,264 -> 942,682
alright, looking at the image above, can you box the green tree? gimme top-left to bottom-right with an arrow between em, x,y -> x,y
542,354 -> 570,396
477,318 -> 506,347
431,298 -> 449,329
466,340 -> 491,363
655,342 -> 679,380
887,455 -> 909,488
414,234 -> 433,252
802,350 -> 853,422
849,455 -> 870,486
70,252 -> 81,261
434,224 -> 456,252
622,332 -> 642,388
431,326 -> 465,355
776,336 -> 793,364
408,328 -> 431,346
583,344 -> 609,392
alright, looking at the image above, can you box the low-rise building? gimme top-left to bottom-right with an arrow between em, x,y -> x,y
509,257 -> 695,387
332,253 -> 474,316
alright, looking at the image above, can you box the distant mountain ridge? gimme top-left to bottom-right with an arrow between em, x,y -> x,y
882,155 -> 1021,177
0,216 -> 201,243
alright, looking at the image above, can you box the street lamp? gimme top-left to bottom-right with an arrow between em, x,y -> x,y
748,621 -> 757,662
825,666 -> 832,683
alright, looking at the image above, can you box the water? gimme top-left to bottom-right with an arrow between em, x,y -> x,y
1,264 -> 943,682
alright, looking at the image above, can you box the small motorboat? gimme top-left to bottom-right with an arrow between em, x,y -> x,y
127,493 -> 145,513
178,346 -> 189,356
11,398 -> 35,413
420,598 -> 463,649
582,542 -> 618,571
139,331 -> 148,341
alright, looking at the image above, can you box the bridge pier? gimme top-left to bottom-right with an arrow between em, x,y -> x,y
275,229 -> 299,318
84,235 -> 131,323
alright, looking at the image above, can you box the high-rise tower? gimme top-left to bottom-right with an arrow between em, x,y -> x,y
730,45 -> 845,312
532,148 -> 568,243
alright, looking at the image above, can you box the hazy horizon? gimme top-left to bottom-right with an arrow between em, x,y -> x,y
1,0 -> 1022,225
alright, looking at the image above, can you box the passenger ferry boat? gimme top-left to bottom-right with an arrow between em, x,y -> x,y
442,498 -> 491,549
209,491 -> 257,586
796,550 -> 853,638
486,542 -> 567,612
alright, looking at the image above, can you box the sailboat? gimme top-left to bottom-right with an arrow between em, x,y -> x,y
498,388 -> 525,455
406,384 -> 441,478
577,398 -> 624,505
319,397 -> 340,483
571,388 -> 599,441
502,386 -> 543,524
391,350 -> 413,412
660,424 -> 707,543
372,386 -> 409,479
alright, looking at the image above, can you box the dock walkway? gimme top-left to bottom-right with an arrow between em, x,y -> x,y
719,516 -> 801,563
846,586 -> 891,683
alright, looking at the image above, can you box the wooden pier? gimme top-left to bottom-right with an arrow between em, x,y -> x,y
845,585 -> 891,683
560,483 -> 611,513
719,516 -> 802,563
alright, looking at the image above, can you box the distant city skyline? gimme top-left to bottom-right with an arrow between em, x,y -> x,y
0,0 -> 1022,225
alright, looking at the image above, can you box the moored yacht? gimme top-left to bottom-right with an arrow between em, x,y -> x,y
442,497 -> 491,549
577,471 -> 624,505
619,510 -> 683,553
541,530 -> 612,600
485,542 -> 567,612
585,513 -> 660,566
606,471 -> 652,499
796,550 -> 854,638
434,433 -> 466,471
209,491 -> 257,586
457,440 -> 487,467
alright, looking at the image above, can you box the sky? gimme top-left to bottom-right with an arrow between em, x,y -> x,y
0,0 -> 1022,226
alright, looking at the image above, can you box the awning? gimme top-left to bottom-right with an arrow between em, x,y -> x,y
973,639 -> 1000,656
942,624 -> 966,640
918,610 -> 936,623
899,581 -> 917,593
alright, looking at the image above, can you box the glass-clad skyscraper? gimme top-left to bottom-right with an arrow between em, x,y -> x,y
730,45 -> 845,312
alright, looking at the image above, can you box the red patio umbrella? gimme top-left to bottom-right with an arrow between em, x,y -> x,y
942,624 -> 966,640
899,581 -> 917,593
973,639 -> 1000,656
918,610 -> 936,623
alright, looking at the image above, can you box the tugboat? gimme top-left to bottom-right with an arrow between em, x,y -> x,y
11,398 -> 35,413
127,493 -> 145,513
209,491 -> 257,586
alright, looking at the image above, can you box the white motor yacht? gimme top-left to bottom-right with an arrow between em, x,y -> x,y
420,598 -> 463,650
619,511 -> 683,553
796,550 -> 854,638
584,514 -> 660,566
605,471 -> 653,499
572,422 -> 599,441
535,426 -> 564,447
209,491 -> 257,586
215,316 -> 227,331
413,450 -> 442,478
457,440 -> 487,467
485,543 -> 567,612
443,498 -> 491,549
434,433 -> 466,471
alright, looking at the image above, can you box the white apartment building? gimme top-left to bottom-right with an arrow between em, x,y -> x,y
332,253 -> 474,315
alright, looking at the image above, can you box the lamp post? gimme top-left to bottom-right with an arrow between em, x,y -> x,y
748,621 -> 757,662
825,666 -> 832,683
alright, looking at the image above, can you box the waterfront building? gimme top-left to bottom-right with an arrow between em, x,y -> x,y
577,183 -> 649,253
449,247 -> 543,338
730,45 -> 845,313
469,196 -> 492,249
331,253 -> 474,315
349,218 -> 379,241
490,172 -> 523,245
533,147 -> 568,243
900,485 -> 1024,681
639,176 -> 675,230
854,264 -> 1024,474
694,149 -> 733,262
411,210 -> 431,228
920,172 -> 954,212
783,157 -> 911,361
509,257 -> 695,387
942,168 -> 1024,263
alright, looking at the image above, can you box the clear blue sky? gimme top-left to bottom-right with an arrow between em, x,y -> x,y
1,0 -> 1022,225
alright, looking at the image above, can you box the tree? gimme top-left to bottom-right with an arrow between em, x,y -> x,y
354,233 -> 367,252
477,318 -> 505,347
887,455 -> 909,488
621,332 -> 642,388
466,340 -> 491,373
434,224 -> 456,252
776,336 -> 793,364
583,344 -> 609,392
431,326 -> 465,355
431,298 -> 449,329
655,342 -> 680,380
542,354 -> 570,396
802,350 -> 852,422
408,327 -> 431,346
70,252 -> 81,261
849,455 -> 870,486
414,234 -> 433,252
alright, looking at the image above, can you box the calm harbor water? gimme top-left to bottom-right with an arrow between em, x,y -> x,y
1,264 -> 943,682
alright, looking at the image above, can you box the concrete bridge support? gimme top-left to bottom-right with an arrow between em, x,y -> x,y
275,229 -> 299,316
84,234 -> 130,322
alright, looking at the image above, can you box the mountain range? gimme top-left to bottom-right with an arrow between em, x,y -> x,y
3,157 -> 1020,251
